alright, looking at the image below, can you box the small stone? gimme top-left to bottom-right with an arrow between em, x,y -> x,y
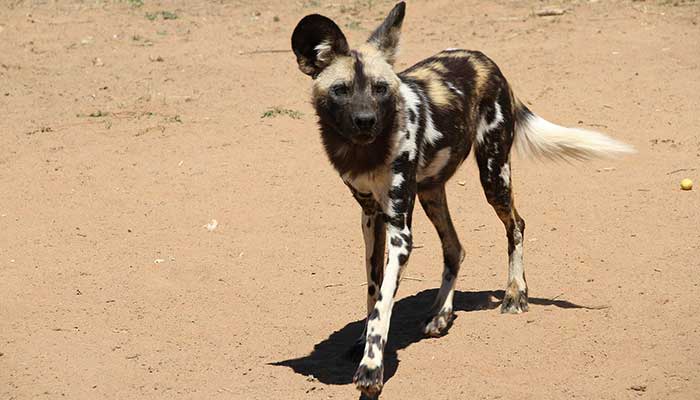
535,8 -> 565,17
680,178 -> 693,190
630,384 -> 647,392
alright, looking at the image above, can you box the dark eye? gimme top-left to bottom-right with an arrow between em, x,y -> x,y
373,82 -> 388,96
331,84 -> 349,97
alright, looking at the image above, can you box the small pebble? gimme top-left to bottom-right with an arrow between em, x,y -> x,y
680,178 -> 693,190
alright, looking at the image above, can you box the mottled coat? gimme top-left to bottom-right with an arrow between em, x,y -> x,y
291,2 -> 633,397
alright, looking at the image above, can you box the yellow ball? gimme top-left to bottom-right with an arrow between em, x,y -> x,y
680,178 -> 693,190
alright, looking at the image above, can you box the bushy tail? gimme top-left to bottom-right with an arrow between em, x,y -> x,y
513,101 -> 635,161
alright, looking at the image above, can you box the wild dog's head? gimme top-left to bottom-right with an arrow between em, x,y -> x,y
292,2 -> 405,146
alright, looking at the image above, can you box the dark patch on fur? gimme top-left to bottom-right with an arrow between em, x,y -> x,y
369,216 -> 385,285
367,333 -> 384,350
349,185 -> 381,216
484,102 -> 496,125
387,153 -> 418,223
365,333 -> 385,360
291,14 -> 349,77
419,185 -> 463,278
316,94 -> 398,177
400,233 -> 412,250
351,50 -> 368,90
399,54 -> 502,188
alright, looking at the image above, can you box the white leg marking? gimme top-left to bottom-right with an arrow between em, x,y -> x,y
509,227 -> 525,291
499,163 -> 510,187
476,101 -> 503,145
435,268 -> 456,313
360,223 -> 410,367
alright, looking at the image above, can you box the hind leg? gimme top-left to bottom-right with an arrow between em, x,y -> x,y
418,184 -> 465,336
476,129 -> 528,314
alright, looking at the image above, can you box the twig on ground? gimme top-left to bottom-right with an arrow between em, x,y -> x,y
586,123 -> 608,128
534,8 -> 565,17
667,168 -> 695,175
239,49 -> 292,55
586,305 -> 612,310
324,283 -> 344,288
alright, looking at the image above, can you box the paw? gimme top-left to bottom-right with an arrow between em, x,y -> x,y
423,309 -> 454,337
353,363 -> 384,397
501,281 -> 529,314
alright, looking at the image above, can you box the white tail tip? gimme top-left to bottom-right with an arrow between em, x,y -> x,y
514,113 -> 635,161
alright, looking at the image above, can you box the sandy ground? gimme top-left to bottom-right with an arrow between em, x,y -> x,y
1,0 -> 699,399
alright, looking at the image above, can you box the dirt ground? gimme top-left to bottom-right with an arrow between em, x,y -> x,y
1,0 -> 699,399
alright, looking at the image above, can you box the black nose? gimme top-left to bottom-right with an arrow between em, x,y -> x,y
353,113 -> 376,130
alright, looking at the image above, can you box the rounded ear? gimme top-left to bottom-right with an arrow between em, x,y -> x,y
291,14 -> 349,78
368,1 -> 406,65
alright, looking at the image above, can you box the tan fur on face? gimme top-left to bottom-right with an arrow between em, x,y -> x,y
312,43 -> 402,101
358,43 -> 401,91
313,55 -> 354,95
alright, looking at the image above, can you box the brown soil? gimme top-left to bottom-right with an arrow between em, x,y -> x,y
1,1 -> 699,399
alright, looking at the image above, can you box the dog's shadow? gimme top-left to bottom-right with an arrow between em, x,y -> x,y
271,289 -> 596,396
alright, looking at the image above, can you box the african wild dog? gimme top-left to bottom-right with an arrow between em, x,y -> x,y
291,2 -> 633,396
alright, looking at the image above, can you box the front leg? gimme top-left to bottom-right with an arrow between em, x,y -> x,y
351,190 -> 387,316
348,189 -> 387,357
353,216 -> 413,396
353,156 -> 416,397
